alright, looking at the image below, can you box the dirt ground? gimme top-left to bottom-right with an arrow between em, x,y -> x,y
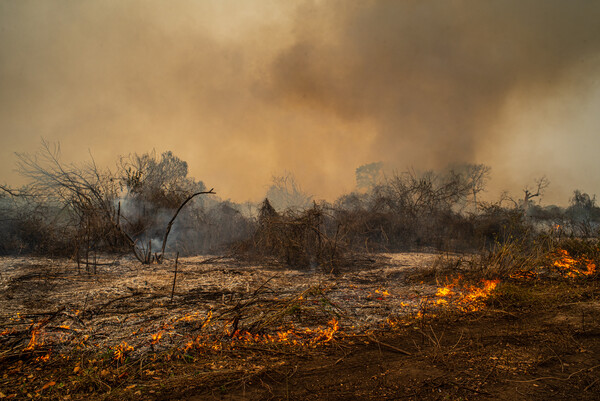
1,254 -> 599,400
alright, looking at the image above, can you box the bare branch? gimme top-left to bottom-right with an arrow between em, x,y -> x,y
158,189 -> 216,261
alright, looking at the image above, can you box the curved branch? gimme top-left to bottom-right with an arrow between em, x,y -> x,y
159,189 -> 215,260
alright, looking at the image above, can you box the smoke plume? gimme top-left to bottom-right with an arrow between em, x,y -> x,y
1,1 -> 599,203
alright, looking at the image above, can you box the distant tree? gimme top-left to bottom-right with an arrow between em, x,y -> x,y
522,176 -> 550,210
15,141 -> 215,263
451,163 -> 491,208
570,190 -> 596,210
15,139 -> 124,259
356,162 -> 384,190
566,190 -> 599,237
335,192 -> 368,211
265,172 -> 312,211
118,150 -> 205,208
378,168 -> 472,216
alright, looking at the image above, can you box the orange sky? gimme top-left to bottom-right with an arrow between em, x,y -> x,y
1,1 -> 599,205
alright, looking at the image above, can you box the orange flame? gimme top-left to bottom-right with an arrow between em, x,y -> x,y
35,354 -> 51,363
319,318 -> 339,343
151,331 -> 163,345
180,317 -> 341,354
112,342 -> 134,362
24,327 -> 42,351
433,277 -> 500,312
552,249 -> 597,278
459,279 -> 500,311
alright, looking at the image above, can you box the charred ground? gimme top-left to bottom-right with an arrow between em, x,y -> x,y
0,244 -> 599,400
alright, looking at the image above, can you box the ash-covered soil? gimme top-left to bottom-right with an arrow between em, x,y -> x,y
0,253 -> 443,357
1,254 -> 599,400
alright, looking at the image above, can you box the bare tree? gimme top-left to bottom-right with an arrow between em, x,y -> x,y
15,140 -> 124,263
381,169 -> 471,216
265,172 -> 312,211
453,164 -> 491,208
356,162 -> 384,190
522,176 -> 550,209
14,140 -> 216,264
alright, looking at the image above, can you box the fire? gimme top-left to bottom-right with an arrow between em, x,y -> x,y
24,326 -> 43,351
179,317 -> 340,354
374,289 -> 391,297
9,313 -> 22,321
319,318 -> 339,343
433,277 -> 500,312
178,312 -> 202,322
435,287 -> 453,297
509,248 -> 596,280
509,269 -> 538,280
552,249 -> 597,278
151,331 -> 163,345
202,311 -> 213,328
35,354 -> 50,363
112,342 -> 134,363
460,279 -> 500,310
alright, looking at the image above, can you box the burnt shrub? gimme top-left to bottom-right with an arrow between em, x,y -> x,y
234,199 -> 350,271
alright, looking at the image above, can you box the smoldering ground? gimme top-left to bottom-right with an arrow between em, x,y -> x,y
1,1 -> 600,203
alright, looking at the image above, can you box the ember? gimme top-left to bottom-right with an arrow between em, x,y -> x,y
112,342 -> 134,363
150,331 -> 163,345
24,326 -> 42,351
35,354 -> 50,363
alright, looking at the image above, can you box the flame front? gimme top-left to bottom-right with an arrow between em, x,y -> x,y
552,249 -> 596,278
434,277 -> 500,312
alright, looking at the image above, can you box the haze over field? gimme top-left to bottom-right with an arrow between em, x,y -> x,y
1,0 -> 599,204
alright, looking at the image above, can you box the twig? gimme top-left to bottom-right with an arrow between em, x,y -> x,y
448,380 -> 492,395
506,364 -> 600,383
170,252 -> 179,303
367,335 -> 412,355
584,377 -> 599,392
253,274 -> 279,296
0,184 -> 28,197
233,346 -> 298,356
196,256 -> 229,265
90,292 -> 147,315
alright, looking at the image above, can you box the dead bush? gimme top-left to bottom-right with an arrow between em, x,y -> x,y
234,199 -> 351,271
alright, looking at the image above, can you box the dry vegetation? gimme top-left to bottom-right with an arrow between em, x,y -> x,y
1,145 -> 600,400
1,238 -> 599,400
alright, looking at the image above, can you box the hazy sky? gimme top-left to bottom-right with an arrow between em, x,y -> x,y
1,0 -> 599,204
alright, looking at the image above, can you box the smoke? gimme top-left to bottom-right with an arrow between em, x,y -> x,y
1,1 -> 600,204
268,1 -> 600,167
